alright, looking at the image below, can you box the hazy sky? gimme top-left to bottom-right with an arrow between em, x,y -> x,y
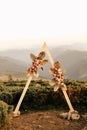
0,0 -> 87,50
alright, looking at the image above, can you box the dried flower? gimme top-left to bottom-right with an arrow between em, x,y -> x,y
27,51 -> 48,77
50,61 -> 65,90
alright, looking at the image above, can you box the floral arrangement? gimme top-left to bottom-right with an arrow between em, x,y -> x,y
50,61 -> 66,91
27,51 -> 48,77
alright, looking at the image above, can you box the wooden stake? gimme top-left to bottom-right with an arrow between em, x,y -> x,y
42,42 -> 75,112
61,87 -> 74,112
13,76 -> 32,116
42,42 -> 54,67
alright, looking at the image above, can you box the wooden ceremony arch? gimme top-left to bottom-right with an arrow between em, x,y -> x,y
13,43 -> 80,120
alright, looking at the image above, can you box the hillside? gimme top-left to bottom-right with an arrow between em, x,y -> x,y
56,50 -> 87,80
0,56 -> 27,78
0,48 -> 40,63
0,45 -> 87,80
39,49 -> 87,80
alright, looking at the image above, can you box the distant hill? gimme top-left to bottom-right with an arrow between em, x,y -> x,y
0,56 -> 28,78
0,44 -> 87,80
0,47 -> 42,63
39,49 -> 87,80
56,50 -> 87,80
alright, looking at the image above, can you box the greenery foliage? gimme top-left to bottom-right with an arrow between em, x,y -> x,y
0,100 -> 13,127
0,78 -> 87,127
0,79 -> 87,111
0,100 -> 8,125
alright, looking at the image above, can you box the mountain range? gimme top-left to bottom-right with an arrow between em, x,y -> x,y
0,43 -> 87,80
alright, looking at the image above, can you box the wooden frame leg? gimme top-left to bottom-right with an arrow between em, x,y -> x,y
13,76 -> 32,117
61,87 -> 80,120
61,87 -> 74,112
42,43 -> 80,120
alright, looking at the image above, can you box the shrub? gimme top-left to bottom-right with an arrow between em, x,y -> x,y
0,100 -> 9,126
0,92 -> 13,104
0,85 -> 5,92
0,100 -> 13,129
0,79 -> 87,111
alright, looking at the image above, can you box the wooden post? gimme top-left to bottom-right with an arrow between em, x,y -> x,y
43,43 -> 80,119
13,76 -> 32,117
61,87 -> 74,112
42,42 -> 54,67
43,42 -> 75,112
